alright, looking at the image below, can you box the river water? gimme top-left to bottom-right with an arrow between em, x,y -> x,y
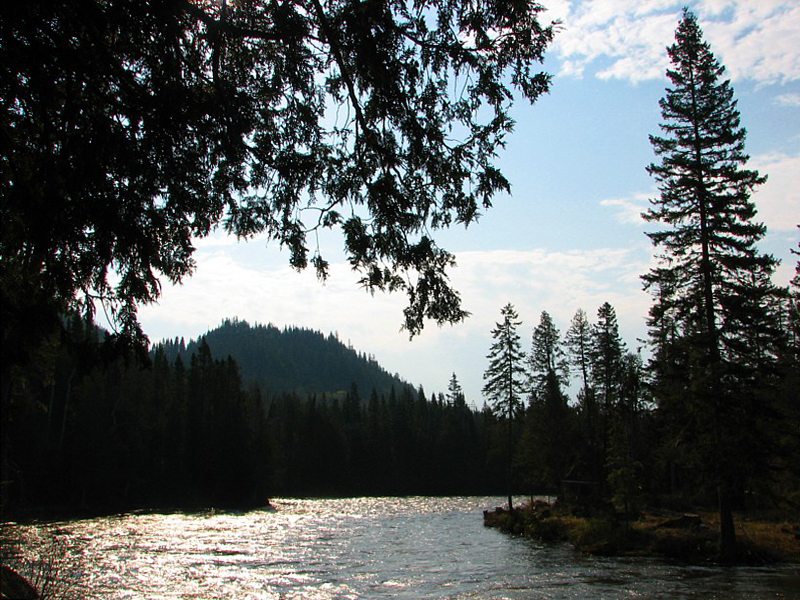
4,497 -> 800,599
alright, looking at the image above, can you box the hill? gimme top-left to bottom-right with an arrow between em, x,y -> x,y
158,318 -> 411,399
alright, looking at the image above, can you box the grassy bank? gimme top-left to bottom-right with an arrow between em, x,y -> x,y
483,503 -> 800,564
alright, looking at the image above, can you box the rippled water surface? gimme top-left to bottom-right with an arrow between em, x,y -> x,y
6,497 -> 800,599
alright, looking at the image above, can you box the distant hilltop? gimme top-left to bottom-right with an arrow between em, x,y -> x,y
156,318 -> 412,400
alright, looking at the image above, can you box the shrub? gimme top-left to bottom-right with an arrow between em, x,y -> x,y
0,527 -> 83,600
569,518 -> 628,555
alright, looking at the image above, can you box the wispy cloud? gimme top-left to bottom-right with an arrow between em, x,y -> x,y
597,153 -> 799,234
751,151 -> 800,232
775,93 -> 800,107
547,1 -> 800,84
138,244 -> 655,400
701,1 -> 800,85
139,252 -> 406,349
452,248 -> 651,335
601,192 -> 653,225
545,2 -> 675,83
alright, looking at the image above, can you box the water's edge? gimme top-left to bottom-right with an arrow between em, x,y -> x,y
3,497 -> 799,599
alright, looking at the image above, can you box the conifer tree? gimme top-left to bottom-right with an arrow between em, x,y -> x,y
483,304 -> 527,419
591,303 -> 626,417
447,373 -> 466,408
566,308 -> 601,487
787,236 -> 800,371
566,309 -> 593,402
527,311 -> 569,397
483,303 -> 526,508
606,352 -> 646,517
588,302 -> 626,495
518,311 -> 574,494
643,9 -> 783,561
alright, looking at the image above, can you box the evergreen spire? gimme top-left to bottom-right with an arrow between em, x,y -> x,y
643,9 -> 783,562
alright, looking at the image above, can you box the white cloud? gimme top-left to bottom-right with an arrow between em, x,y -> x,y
550,2 -> 673,80
775,93 -> 800,107
750,152 -> 800,232
139,251 -> 407,348
551,0 -> 800,84
558,59 -> 587,79
601,192 -> 653,224
701,2 -> 800,84
447,247 -> 652,343
138,244 -> 654,401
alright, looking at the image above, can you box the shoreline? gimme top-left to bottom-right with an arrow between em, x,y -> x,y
483,503 -> 800,565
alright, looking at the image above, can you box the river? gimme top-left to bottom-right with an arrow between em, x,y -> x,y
3,497 -> 799,599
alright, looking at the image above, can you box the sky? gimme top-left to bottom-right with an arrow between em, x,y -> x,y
137,0 -> 800,405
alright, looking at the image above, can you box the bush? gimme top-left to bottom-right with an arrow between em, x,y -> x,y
569,518 -> 629,555
0,527 -> 83,600
526,517 -> 568,543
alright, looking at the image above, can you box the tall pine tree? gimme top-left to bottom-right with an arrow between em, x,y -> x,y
591,303 -> 626,418
566,308 -> 601,487
643,9 -> 783,561
520,311 -> 574,495
483,303 -> 526,509
589,302 -> 626,496
566,309 -> 593,404
527,311 -> 569,397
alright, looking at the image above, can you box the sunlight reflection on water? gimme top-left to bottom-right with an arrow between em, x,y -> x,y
4,497 -> 800,599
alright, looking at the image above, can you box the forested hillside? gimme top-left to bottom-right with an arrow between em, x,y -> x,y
2,294 -> 797,522
160,319 -> 408,400
1,317 -> 508,516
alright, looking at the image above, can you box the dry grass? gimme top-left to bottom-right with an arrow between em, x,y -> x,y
630,511 -> 800,563
734,518 -> 800,563
485,503 -> 800,563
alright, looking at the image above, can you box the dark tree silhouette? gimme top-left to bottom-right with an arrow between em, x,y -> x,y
1,0 -> 555,356
643,9 -> 783,562
591,302 -> 625,419
527,311 -> 569,396
483,303 -> 526,509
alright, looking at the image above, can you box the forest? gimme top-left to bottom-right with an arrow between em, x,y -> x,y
161,319 -> 410,401
2,288 -> 797,521
1,2 -> 798,573
1,317 -> 500,513
483,300 -> 799,512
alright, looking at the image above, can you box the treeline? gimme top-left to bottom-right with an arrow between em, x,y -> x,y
267,375 -> 510,496
1,317 -> 512,516
3,292 -> 796,518
4,319 -> 271,513
487,299 -> 799,515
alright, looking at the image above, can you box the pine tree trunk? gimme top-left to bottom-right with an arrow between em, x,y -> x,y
1,370 -> 13,516
718,484 -> 737,562
507,415 -> 514,511
714,399 -> 737,561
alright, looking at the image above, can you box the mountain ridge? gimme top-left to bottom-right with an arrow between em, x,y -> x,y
157,318 -> 412,399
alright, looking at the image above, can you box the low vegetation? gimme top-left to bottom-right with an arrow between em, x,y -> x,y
484,502 -> 800,564
1,527 -> 82,599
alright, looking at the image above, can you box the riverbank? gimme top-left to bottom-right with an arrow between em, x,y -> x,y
483,503 -> 800,564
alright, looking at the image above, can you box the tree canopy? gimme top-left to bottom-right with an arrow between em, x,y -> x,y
482,302 -> 525,508
482,303 -> 526,421
527,310 -> 568,395
643,9 -> 784,562
0,0 -> 555,360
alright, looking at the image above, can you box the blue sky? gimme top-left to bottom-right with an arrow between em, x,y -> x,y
138,0 -> 799,405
